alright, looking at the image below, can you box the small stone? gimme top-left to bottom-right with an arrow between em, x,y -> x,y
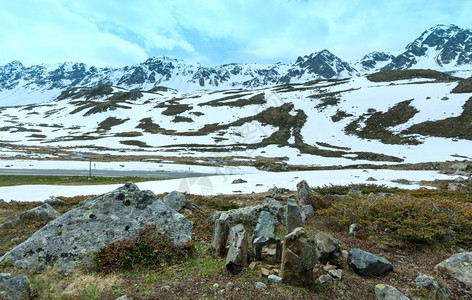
261,268 -> 270,277
116,296 -> 134,300
232,178 -> 247,184
270,268 -> 279,275
314,232 -> 340,263
249,261 -> 258,270
328,269 -> 343,279
348,249 -> 393,276
316,274 -> 333,285
225,282 -> 234,291
374,284 -> 409,300
349,223 -> 359,235
415,272 -> 450,298
323,263 -> 337,272
268,275 -> 283,284
366,177 -> 377,181
254,282 -> 267,290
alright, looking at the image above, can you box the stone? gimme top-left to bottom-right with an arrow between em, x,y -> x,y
212,198 -> 284,225
268,275 -> 283,284
163,191 -> 196,213
348,188 -> 362,195
349,223 -> 359,235
415,273 -> 451,298
19,203 -> 60,222
366,177 -> 377,181
225,282 -> 234,291
286,199 -> 303,234
253,236 -> 282,262
254,282 -> 267,290
249,261 -> 258,270
0,273 -> 31,300
296,180 -> 311,205
316,274 -> 333,285
232,178 -> 247,184
0,183 -> 193,272
0,199 -> 5,204
348,249 -> 393,276
435,252 -> 472,287
43,197 -> 66,206
261,268 -> 270,277
314,232 -> 340,263
329,269 -> 343,279
226,224 -> 248,274
115,296 -> 133,300
301,205 -> 314,220
280,227 -> 316,286
253,211 -> 276,242
211,213 -> 230,257
374,284 -> 409,300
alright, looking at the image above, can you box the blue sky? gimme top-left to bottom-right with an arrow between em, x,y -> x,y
1,0 -> 471,67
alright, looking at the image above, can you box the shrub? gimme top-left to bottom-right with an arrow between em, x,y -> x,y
94,224 -> 193,273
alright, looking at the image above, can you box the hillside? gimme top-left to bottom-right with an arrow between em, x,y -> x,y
0,70 -> 471,169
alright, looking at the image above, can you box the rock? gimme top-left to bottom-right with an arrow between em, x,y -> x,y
415,273 -> 451,298
349,223 -> 359,235
263,198 -> 285,223
348,249 -> 393,276
348,188 -> 362,195
366,177 -> 377,181
435,252 -> 472,287
226,224 -> 248,274
448,183 -> 467,191
268,275 -> 283,284
253,211 -> 276,243
225,282 -> 234,291
0,273 -> 31,300
43,197 -> 65,206
301,204 -> 314,220
115,296 -> 134,300
296,180 -> 311,205
19,203 -> 60,222
253,236 -> 282,262
0,199 -> 5,204
316,274 -> 333,285
249,261 -> 258,270
0,183 -> 193,272
261,268 -> 270,277
374,284 -> 409,300
286,199 -> 303,234
280,227 -> 316,286
254,282 -> 267,291
329,269 -> 343,279
232,178 -> 247,184
211,213 -> 230,257
212,198 -> 284,225
163,191 -> 193,212
314,232 -> 340,263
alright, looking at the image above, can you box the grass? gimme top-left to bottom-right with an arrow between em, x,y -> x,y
0,175 -> 155,187
2,183 -> 472,298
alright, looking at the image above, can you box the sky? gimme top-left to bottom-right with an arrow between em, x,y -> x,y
0,0 -> 471,68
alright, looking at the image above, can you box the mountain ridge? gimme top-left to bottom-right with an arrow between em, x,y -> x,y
1,24 -> 472,106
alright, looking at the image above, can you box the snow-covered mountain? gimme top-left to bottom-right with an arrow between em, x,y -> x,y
1,24 -> 472,106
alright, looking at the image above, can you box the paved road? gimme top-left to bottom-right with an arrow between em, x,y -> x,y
0,168 -> 212,179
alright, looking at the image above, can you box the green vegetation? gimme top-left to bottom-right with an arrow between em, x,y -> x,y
119,140 -> 152,148
367,69 -> 459,82
97,117 -> 130,131
451,77 -> 472,93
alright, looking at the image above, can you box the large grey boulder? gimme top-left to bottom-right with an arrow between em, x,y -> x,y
374,284 -> 409,300
314,232 -> 340,263
253,211 -> 276,243
435,252 -> 472,287
280,227 -> 316,286
415,273 -> 451,298
211,213 -> 230,257
296,180 -> 311,206
348,249 -> 393,276
163,191 -> 196,213
286,198 -> 303,234
0,183 -> 193,272
19,203 -> 60,222
226,224 -> 248,274
0,273 -> 31,300
212,198 -> 284,225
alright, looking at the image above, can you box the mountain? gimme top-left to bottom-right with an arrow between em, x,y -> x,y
1,24 -> 472,106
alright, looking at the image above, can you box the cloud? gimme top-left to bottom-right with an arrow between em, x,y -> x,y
0,0 -> 470,67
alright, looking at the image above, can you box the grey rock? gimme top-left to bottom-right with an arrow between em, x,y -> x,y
231,178 -> 247,184
0,273 -> 31,300
0,199 -> 6,204
211,213 -> 230,257
280,227 -> 316,286
254,281 -> 267,290
328,269 -> 343,279
213,198 -> 284,225
286,198 -> 303,234
267,275 -> 283,284
348,249 -> 393,276
43,197 -> 65,206
115,296 -> 134,300
316,274 -> 333,285
0,183 -> 193,272
19,203 -> 60,222
314,232 -> 340,263
296,180 -> 311,205
263,198 -> 285,223
348,188 -> 362,195
366,177 -> 377,181
163,191 -> 196,213
435,252 -> 472,287
415,273 -> 451,298
253,236 -> 282,262
253,211 -> 276,243
226,224 -> 248,274
301,204 -> 314,220
374,284 -> 409,300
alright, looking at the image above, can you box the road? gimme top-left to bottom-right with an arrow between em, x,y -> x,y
0,168 -> 213,179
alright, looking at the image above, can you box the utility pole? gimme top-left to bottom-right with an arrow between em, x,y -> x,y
89,158 -> 92,177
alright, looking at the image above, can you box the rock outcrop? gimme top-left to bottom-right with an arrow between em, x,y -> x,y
0,183 -> 193,272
